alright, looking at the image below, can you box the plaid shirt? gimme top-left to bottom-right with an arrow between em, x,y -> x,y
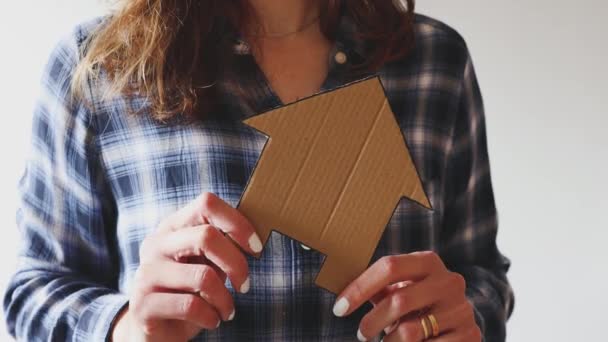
4,11 -> 514,342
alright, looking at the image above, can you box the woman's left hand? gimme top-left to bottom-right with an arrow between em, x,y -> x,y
332,251 -> 481,342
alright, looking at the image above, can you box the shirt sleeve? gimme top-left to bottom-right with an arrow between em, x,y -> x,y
439,48 -> 515,342
3,27 -> 128,341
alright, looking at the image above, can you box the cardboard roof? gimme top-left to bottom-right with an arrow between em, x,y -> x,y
237,77 -> 432,294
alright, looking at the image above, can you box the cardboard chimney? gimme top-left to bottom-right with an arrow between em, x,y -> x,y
237,77 -> 432,294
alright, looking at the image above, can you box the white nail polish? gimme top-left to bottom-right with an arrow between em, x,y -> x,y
240,277 -> 251,294
332,297 -> 350,317
228,309 -> 235,321
357,329 -> 367,342
216,320 -> 221,329
248,234 -> 263,253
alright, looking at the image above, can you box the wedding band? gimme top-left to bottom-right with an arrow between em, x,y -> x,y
420,316 -> 430,340
427,313 -> 440,337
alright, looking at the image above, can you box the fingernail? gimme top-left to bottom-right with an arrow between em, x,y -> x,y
216,320 -> 221,329
228,309 -> 235,321
333,297 -> 349,317
240,277 -> 251,294
357,329 -> 367,342
248,233 -> 263,253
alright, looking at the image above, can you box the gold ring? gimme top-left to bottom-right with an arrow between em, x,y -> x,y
427,313 -> 440,337
420,316 -> 430,340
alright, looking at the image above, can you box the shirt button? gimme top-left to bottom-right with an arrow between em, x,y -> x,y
334,51 -> 348,65
300,244 -> 311,251
234,39 -> 250,54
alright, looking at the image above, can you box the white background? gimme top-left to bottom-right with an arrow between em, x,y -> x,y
0,1 -> 606,341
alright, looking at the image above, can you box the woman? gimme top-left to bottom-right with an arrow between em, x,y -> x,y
4,0 -> 514,341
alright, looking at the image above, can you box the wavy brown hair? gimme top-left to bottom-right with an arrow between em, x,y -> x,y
73,0 -> 416,122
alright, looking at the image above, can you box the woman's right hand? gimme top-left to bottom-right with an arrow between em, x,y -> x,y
111,192 -> 263,342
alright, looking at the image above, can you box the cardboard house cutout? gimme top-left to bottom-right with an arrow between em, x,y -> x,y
237,77 -> 432,294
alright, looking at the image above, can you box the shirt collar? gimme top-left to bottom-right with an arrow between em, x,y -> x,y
330,12 -> 369,65
216,10 -> 375,119
227,10 -> 369,65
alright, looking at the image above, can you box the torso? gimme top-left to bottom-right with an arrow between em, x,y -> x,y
84,13 -> 471,341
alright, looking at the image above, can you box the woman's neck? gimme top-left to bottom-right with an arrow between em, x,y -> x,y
247,0 -> 321,37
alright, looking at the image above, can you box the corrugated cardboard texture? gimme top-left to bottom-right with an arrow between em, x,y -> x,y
238,77 -> 431,294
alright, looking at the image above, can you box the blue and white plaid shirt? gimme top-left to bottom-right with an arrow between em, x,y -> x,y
4,11 -> 514,342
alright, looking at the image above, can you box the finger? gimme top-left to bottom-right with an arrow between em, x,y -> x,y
380,302 -> 475,342
159,192 -> 263,254
135,292 -> 221,330
359,283 -> 430,341
157,193 -> 215,231
185,256 -> 228,283
382,317 -> 424,342
369,282 -> 413,335
334,252 -> 445,317
211,264 -> 228,284
155,225 -> 250,293
382,312 -> 418,337
429,298 -> 478,336
358,274 -> 461,340
208,262 -> 228,284
136,261 -> 235,321
370,281 -> 413,306
426,324 -> 482,342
